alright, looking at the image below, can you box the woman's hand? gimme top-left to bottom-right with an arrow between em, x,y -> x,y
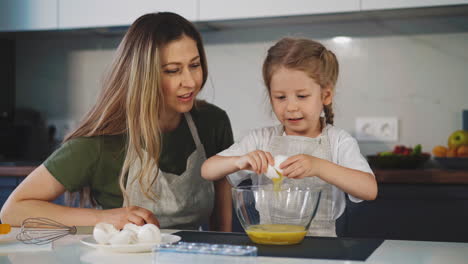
99,206 -> 159,229
235,150 -> 274,175
280,154 -> 326,179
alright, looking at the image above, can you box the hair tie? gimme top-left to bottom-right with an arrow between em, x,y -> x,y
319,48 -> 328,59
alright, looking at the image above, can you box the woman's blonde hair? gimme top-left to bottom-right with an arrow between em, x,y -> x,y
262,37 -> 339,126
64,12 -> 208,206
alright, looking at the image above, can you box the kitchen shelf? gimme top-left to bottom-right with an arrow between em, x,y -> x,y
0,166 -> 36,177
1,166 -> 468,184
374,169 -> 468,184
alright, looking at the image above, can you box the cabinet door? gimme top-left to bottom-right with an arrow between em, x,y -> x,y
0,0 -> 58,32
361,0 -> 468,11
59,0 -> 197,29
199,0 -> 360,21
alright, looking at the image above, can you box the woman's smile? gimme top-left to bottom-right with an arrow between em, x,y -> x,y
177,92 -> 194,102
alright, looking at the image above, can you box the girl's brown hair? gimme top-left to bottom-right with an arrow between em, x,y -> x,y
64,12 -> 208,207
262,37 -> 339,126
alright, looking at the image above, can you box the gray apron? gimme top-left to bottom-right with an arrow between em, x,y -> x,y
124,113 -> 214,229
264,126 -> 336,237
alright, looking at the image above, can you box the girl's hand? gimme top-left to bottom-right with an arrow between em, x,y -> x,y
280,154 -> 325,179
235,150 -> 274,175
99,206 -> 160,229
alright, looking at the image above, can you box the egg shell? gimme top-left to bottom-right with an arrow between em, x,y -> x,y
265,165 -> 279,179
273,155 -> 288,173
137,224 -> 161,244
93,223 -> 119,244
123,223 -> 141,233
109,229 -> 138,245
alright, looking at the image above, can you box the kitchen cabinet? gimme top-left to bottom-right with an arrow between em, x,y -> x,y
339,183 -> 468,242
0,0 -> 58,32
58,0 -> 198,30
336,169 -> 468,242
361,0 -> 468,11
2,1 -> 467,32
199,0 -> 360,21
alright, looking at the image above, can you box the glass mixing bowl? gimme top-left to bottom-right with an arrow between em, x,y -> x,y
232,185 -> 322,245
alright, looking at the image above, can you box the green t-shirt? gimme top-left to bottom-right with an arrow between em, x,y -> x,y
44,102 -> 234,209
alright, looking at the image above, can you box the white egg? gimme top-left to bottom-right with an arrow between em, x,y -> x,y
274,155 -> 288,173
265,155 -> 289,179
137,224 -> 161,244
123,223 -> 141,233
93,222 -> 119,244
265,165 -> 279,179
109,229 -> 138,245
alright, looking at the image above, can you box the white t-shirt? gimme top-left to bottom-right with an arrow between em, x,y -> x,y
218,124 -> 374,220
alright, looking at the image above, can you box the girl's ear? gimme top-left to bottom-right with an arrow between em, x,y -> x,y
322,85 -> 334,105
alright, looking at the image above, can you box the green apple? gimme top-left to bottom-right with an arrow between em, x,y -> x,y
448,130 -> 468,149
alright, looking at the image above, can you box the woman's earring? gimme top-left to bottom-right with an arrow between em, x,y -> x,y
320,110 -> 325,118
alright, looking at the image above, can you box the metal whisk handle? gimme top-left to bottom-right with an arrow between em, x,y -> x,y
69,225 -> 77,235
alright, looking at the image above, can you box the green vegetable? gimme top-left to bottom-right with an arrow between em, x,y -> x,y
412,144 -> 422,155
379,151 -> 394,157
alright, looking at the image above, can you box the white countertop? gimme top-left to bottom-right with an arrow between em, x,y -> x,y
1,229 -> 468,264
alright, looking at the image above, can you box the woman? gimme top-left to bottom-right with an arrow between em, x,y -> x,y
0,12 -> 233,231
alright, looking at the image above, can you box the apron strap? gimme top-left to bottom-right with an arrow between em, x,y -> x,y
184,112 -> 203,149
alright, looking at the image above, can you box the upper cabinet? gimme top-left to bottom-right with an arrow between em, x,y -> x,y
2,1 -> 468,32
0,0 -> 58,32
58,0 -> 198,29
199,0 -> 360,21
361,0 -> 468,11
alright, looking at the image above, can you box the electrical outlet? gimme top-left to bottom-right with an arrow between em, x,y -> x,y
46,119 -> 77,141
355,117 -> 398,142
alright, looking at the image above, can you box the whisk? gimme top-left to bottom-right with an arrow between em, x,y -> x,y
16,217 -> 93,245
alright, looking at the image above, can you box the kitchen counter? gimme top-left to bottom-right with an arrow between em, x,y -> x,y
374,169 -> 468,184
1,229 -> 467,264
2,165 -> 468,184
0,166 -> 36,177
2,166 -> 468,243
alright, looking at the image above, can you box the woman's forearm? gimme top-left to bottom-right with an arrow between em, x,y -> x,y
0,199 -> 102,227
0,164 -> 104,227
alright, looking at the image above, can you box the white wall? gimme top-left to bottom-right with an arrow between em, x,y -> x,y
15,17 -> 468,155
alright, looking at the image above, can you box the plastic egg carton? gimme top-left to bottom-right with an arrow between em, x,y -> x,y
153,242 -> 257,264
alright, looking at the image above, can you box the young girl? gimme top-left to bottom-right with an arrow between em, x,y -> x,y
202,37 -> 377,237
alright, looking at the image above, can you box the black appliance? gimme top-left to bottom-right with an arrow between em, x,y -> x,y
0,39 -> 50,164
0,39 -> 15,125
0,108 -> 51,163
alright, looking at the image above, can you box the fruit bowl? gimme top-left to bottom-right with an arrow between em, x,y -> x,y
367,153 -> 430,169
232,185 -> 322,245
433,157 -> 468,170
